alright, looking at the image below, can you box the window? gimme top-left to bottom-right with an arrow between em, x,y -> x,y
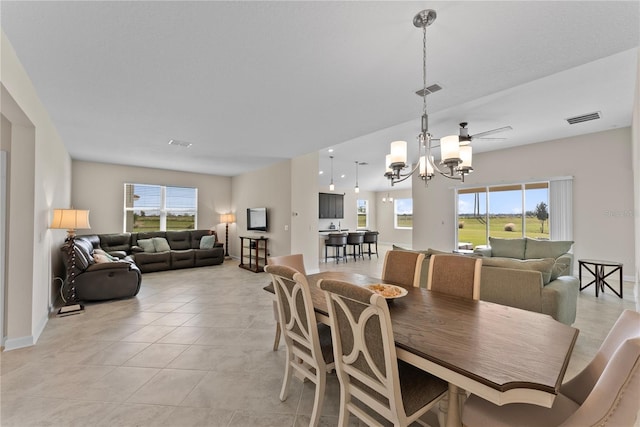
394,198 -> 413,229
357,199 -> 368,228
457,182 -> 550,249
124,183 -> 197,232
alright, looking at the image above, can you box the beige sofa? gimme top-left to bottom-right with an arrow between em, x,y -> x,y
393,237 -> 579,325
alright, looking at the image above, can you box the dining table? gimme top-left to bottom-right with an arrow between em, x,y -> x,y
264,271 -> 579,427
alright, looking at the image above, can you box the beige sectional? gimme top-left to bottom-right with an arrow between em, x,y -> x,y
393,237 -> 579,325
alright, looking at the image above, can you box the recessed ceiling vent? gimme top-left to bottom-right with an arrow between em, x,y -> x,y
566,111 -> 601,125
168,139 -> 193,148
415,83 -> 442,97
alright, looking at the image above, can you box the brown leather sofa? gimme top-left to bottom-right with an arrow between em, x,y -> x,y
65,236 -> 142,301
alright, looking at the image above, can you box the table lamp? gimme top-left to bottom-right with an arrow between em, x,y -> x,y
50,208 -> 91,316
220,213 -> 235,258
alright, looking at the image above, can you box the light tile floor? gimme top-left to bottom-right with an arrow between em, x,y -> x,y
1,244 -> 638,426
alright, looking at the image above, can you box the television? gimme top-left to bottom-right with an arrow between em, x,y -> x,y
247,207 -> 268,232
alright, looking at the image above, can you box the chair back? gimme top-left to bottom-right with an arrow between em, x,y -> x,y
427,254 -> 482,300
363,231 -> 378,243
561,309 -> 640,405
382,250 -> 425,288
267,253 -> 307,275
561,335 -> 640,426
265,265 -> 326,369
318,278 -> 407,422
326,233 -> 347,246
347,232 -> 364,244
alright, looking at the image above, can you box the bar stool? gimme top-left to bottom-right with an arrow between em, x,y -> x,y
346,232 -> 365,261
325,233 -> 348,263
363,231 -> 379,259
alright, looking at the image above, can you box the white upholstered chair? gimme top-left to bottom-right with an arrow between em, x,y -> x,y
427,254 -> 482,300
267,254 -> 306,351
381,250 -> 425,288
462,309 -> 640,427
264,264 -> 334,427
318,278 -> 447,427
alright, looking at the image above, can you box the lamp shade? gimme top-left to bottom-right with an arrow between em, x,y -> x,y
50,209 -> 91,231
389,140 -> 407,166
220,213 -> 236,224
385,154 -> 393,174
459,145 -> 472,168
440,135 -> 461,163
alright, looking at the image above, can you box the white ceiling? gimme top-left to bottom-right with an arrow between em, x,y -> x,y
2,1 -> 638,192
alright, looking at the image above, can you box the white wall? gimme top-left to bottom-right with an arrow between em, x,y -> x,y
1,32 -> 71,350
72,161 -> 232,238
413,127 -> 636,278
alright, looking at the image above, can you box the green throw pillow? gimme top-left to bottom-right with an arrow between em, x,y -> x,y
152,237 -> 171,252
137,238 -> 156,253
489,237 -> 526,259
200,235 -> 216,249
482,257 -> 555,285
525,238 -> 574,260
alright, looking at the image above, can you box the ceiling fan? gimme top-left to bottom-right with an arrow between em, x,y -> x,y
432,122 -> 512,146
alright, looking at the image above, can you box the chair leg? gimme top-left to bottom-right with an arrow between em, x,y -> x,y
280,348 -> 294,401
309,373 -> 326,427
375,241 -> 378,258
272,322 -> 281,351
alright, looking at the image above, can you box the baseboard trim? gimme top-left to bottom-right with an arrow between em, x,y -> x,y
3,335 -> 36,351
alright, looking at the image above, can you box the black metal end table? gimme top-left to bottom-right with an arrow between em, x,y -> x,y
578,259 -> 623,298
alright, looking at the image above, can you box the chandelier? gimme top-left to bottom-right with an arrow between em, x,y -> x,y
385,9 -> 473,186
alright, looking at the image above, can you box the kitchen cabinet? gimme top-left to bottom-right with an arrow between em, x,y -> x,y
319,193 -> 344,219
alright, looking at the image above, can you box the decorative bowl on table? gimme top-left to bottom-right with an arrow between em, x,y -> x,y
364,284 -> 408,300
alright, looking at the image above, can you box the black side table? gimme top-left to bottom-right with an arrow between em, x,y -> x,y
578,259 -> 623,298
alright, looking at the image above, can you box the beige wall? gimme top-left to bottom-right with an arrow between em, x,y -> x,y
1,32 -> 72,350
413,127 -> 636,278
632,48 -> 639,301
291,152 -> 321,272
72,161 -> 232,238
231,160 -> 292,261
375,188 -> 413,246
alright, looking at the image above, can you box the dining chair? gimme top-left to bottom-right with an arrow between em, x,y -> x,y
381,249 -> 425,288
264,264 -> 334,427
318,278 -> 448,427
462,309 -> 640,427
426,254 -> 482,300
267,254 -> 307,351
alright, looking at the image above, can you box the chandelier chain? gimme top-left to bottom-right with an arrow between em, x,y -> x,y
422,24 -> 427,118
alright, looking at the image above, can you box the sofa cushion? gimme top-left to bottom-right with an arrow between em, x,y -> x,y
482,257 -> 555,285
137,238 -> 156,253
152,237 -> 171,252
166,231 -> 191,250
525,238 -> 573,260
489,237 -> 526,259
98,233 -> 132,253
200,235 -> 216,249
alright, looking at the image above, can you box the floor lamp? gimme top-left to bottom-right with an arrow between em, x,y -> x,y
220,213 -> 235,258
50,208 -> 91,316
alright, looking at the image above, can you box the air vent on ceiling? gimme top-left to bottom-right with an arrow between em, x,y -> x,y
415,83 -> 443,97
168,139 -> 193,148
566,111 -> 601,125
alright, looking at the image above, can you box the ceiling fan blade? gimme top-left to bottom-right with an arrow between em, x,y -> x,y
475,137 -> 507,142
471,125 -> 512,139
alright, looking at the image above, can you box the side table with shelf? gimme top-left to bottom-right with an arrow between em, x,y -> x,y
239,236 -> 268,273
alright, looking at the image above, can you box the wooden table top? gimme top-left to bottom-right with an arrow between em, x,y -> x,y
264,271 -> 579,396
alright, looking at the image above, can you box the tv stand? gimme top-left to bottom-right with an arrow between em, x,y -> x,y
239,236 -> 268,273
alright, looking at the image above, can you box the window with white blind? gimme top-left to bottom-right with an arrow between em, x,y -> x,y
124,183 -> 197,232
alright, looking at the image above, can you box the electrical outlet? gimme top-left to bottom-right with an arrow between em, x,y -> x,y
284,225 -> 289,231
